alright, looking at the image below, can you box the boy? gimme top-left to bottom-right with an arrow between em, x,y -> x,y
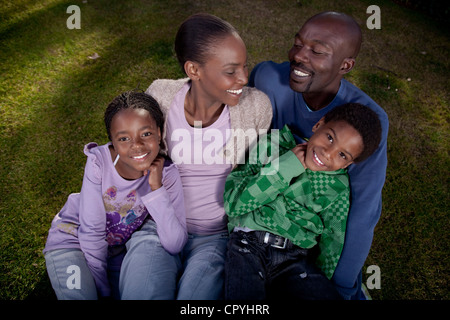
223,103 -> 382,300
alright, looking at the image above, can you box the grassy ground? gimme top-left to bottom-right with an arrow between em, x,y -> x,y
0,0 -> 448,300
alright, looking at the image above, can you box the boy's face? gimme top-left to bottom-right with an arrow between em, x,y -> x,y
305,119 -> 363,171
110,108 -> 161,180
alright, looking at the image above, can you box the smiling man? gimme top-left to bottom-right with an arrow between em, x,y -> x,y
248,11 -> 389,299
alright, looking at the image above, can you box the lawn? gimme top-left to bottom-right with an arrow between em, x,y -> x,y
0,0 -> 448,300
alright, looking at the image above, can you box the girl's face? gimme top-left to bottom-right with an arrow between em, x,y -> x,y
305,119 -> 363,171
110,108 -> 161,180
194,34 -> 248,107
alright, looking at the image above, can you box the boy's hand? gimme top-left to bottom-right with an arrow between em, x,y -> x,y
144,155 -> 164,191
291,143 -> 308,169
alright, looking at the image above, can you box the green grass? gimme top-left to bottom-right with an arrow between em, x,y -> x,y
0,0 -> 448,300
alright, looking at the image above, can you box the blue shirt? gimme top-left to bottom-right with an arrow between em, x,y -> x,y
249,61 -> 389,299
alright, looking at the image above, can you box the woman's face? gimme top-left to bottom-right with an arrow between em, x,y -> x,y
110,108 -> 161,180
195,34 -> 249,107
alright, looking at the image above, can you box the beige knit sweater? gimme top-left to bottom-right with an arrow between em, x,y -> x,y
146,78 -> 273,167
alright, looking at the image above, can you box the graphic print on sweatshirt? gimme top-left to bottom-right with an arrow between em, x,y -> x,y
103,186 -> 149,246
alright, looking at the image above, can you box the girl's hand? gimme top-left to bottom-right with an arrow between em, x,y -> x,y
291,143 -> 308,169
144,156 -> 164,191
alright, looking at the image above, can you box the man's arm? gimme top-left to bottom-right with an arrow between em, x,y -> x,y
332,130 -> 388,299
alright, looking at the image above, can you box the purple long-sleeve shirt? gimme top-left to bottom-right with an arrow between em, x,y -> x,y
44,142 -> 187,297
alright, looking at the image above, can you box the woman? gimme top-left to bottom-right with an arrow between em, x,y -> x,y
119,13 -> 272,299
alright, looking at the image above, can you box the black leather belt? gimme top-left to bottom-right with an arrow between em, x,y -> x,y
250,231 -> 307,254
262,231 -> 289,249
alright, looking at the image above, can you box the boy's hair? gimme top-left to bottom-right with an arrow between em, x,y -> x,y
104,91 -> 164,148
323,103 -> 382,163
174,13 -> 238,75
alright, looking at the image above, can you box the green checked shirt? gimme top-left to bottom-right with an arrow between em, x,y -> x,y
224,125 -> 350,279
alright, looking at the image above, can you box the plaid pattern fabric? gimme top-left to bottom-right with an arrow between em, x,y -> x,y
224,125 -> 350,279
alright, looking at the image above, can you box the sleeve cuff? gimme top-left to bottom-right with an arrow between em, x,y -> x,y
261,150 -> 305,182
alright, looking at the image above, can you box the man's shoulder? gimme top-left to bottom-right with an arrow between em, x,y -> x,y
252,60 -> 290,76
340,79 -> 388,122
250,61 -> 292,94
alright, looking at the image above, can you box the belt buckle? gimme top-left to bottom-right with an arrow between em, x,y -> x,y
264,232 -> 287,249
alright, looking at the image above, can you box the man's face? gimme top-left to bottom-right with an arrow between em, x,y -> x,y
288,17 -> 354,99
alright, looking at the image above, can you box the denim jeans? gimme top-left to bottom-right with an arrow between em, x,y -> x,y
177,231 -> 229,299
119,218 -> 228,300
119,219 -> 182,299
224,231 -> 342,300
45,248 -> 121,300
45,248 -> 98,300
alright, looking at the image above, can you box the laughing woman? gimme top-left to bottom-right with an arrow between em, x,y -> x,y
119,13 -> 272,299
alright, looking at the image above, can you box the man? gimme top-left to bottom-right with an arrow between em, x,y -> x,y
248,11 -> 389,299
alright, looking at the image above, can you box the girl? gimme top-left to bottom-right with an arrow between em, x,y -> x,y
43,92 -> 187,299
119,13 -> 273,299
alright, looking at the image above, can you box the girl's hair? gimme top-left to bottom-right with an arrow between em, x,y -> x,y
323,103 -> 382,163
174,13 -> 238,74
104,91 -> 164,148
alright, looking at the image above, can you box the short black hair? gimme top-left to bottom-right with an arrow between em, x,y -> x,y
323,103 -> 382,163
174,13 -> 238,74
104,91 -> 164,148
